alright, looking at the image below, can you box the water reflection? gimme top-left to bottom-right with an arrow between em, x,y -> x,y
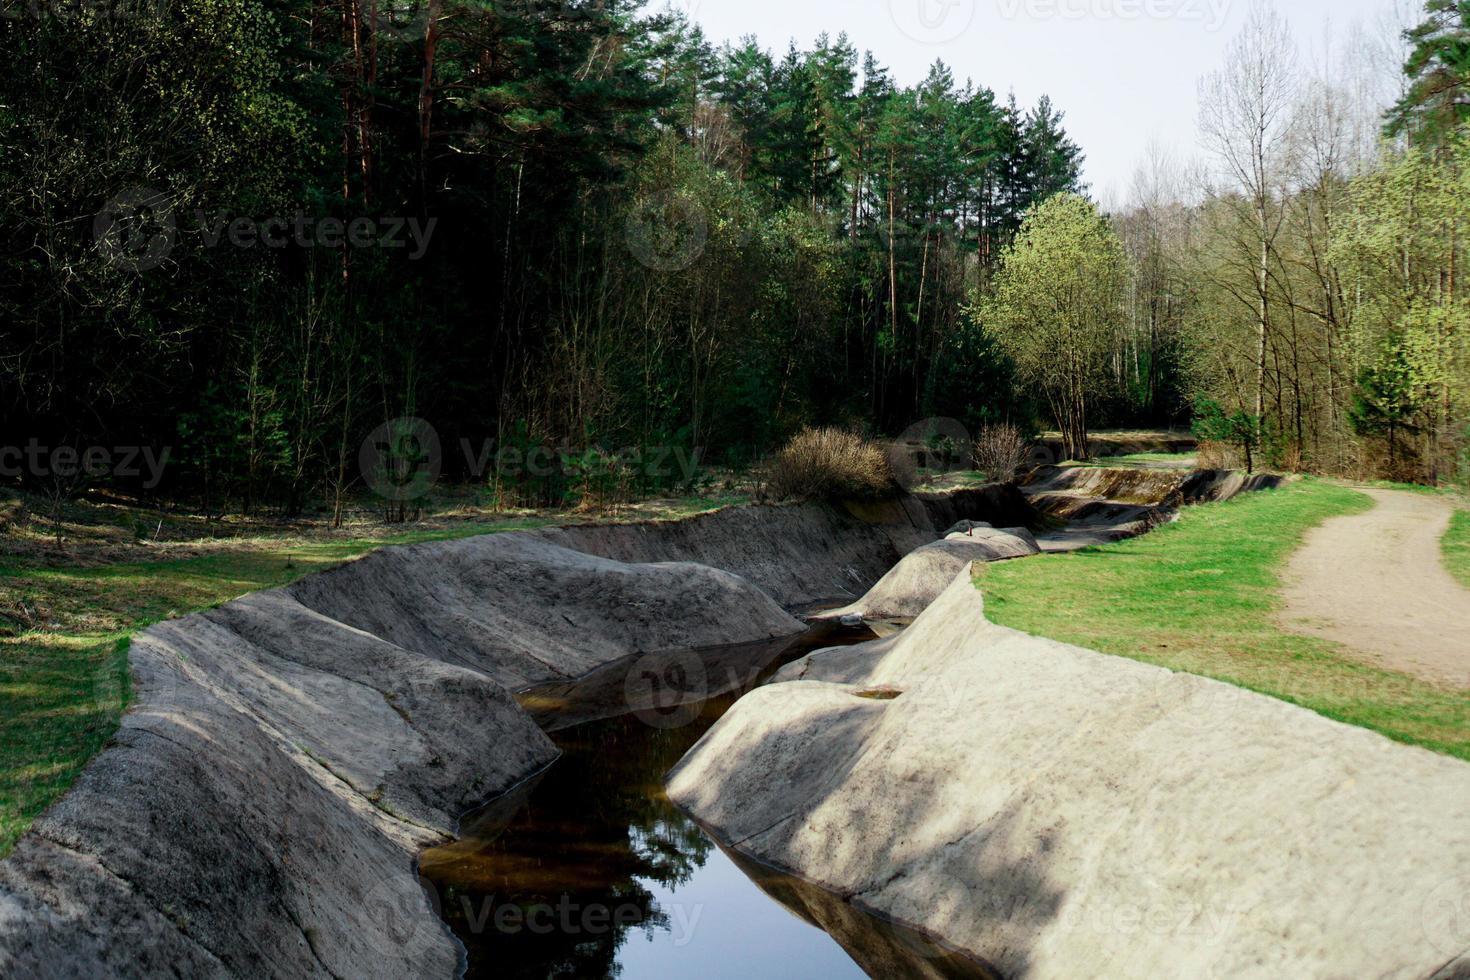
419,626 -> 1000,979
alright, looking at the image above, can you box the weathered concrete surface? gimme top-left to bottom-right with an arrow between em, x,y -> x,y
671,569 -> 1470,979
0,623 -> 528,979
814,529 -> 1040,623
1,490 -> 1028,979
534,486 -> 1039,610
289,533 -> 806,691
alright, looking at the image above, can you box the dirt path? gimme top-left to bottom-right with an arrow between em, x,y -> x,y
1282,488 -> 1470,688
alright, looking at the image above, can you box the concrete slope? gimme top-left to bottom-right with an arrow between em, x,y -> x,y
1283,488 -> 1470,688
1,491 -> 1024,979
0,536 -> 801,979
670,570 -> 1470,979
1024,467 -> 1288,553
288,533 -> 806,691
0,616 -> 536,979
539,485 -> 1038,608
813,529 -> 1041,623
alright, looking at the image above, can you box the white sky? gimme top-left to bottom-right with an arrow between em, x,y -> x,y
665,0 -> 1418,202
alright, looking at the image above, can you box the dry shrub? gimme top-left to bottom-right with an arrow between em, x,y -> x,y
0,498 -> 27,532
1196,440 -> 1237,469
973,424 -> 1028,481
764,428 -> 900,502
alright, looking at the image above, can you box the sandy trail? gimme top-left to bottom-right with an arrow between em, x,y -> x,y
1282,488 -> 1470,688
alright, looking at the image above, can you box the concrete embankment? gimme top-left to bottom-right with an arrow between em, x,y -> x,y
0,489 -> 1024,979
1024,466 -> 1287,550
816,467 -> 1281,624
669,570 -> 1470,979
813,527 -> 1042,623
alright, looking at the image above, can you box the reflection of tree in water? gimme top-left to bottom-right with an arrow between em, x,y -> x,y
422,708 -> 721,979
423,627 -> 873,979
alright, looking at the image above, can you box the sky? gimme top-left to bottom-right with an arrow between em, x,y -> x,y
664,0 -> 1418,203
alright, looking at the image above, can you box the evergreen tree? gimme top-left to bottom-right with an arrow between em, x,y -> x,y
1387,0 -> 1470,144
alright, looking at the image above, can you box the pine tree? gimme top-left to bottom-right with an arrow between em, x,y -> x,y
1387,0 -> 1470,144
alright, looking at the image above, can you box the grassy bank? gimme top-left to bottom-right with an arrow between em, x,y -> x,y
1446,509 -> 1470,590
977,480 -> 1470,761
0,523 -> 549,857
0,494 -> 745,858
1074,452 -> 1198,468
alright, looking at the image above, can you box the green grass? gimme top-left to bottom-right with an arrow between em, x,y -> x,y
1446,509 -> 1470,590
1074,452 -> 1198,468
0,487 -> 760,857
0,519 -> 563,857
977,479 -> 1470,761
1358,479 -> 1467,496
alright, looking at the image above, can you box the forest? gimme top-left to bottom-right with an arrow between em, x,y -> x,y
2,0 -> 1468,518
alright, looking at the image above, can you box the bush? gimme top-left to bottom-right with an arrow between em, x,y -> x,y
763,428 -> 901,502
1196,440 -> 1238,470
973,424 -> 1028,481
1192,397 -> 1262,474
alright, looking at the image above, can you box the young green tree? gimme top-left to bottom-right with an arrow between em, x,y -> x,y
1198,1 -> 1299,440
1330,138 -> 1470,481
980,194 -> 1130,461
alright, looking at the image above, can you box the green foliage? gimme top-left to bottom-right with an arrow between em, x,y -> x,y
1350,343 -> 1424,451
1181,108 -> 1470,485
1192,397 -> 1263,473
1326,138 -> 1470,479
922,317 -> 1033,436
1387,0 -> 1470,143
980,193 -> 1129,460
1,3 -> 1090,514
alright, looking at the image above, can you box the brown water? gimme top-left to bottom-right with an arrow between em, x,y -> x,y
419,626 -> 999,980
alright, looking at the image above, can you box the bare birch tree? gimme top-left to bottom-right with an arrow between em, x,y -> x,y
1199,1 -> 1300,433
